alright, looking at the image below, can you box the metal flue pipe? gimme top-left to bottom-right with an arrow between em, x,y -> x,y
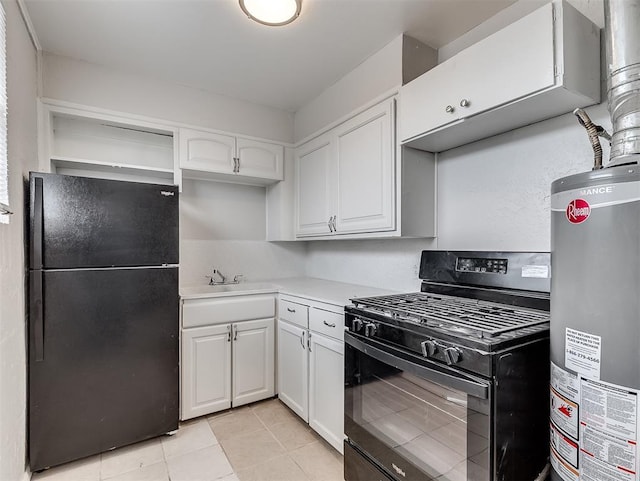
605,0 -> 640,166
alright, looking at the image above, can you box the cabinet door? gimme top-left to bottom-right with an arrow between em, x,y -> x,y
399,58 -> 461,142
455,3 -> 555,119
277,320 -> 309,421
181,324 -> 231,420
308,332 -> 344,453
236,138 -> 284,181
295,133 -> 333,237
334,99 -> 395,234
179,128 -> 235,173
232,318 -> 275,407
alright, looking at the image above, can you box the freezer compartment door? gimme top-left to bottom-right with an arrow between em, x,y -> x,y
30,173 -> 178,269
29,267 -> 179,471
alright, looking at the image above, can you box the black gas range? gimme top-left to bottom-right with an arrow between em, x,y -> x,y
344,251 -> 551,481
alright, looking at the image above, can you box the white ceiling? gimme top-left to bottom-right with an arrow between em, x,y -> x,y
24,0 -> 515,112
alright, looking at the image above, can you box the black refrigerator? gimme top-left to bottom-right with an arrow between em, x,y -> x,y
28,173 -> 179,471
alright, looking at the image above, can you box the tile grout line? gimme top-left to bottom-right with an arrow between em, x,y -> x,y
251,400 -> 322,481
204,413 -> 243,480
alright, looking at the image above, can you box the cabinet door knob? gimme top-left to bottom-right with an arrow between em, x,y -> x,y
300,331 -> 305,350
328,217 -> 334,232
323,321 -> 336,328
445,105 -> 455,113
460,98 -> 470,108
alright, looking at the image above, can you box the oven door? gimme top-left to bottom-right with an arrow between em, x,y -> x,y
344,331 -> 492,481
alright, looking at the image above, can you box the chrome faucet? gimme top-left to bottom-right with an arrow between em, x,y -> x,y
208,269 -> 226,285
207,270 -> 244,285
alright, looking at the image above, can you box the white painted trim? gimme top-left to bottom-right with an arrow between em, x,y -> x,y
39,98 -> 295,147
294,86 -> 400,147
16,0 -> 41,51
36,50 -> 43,98
20,467 -> 31,481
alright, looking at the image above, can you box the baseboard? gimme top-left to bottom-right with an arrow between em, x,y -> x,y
21,467 -> 31,481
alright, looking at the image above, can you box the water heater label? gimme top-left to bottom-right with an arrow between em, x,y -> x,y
551,386 -> 579,439
565,328 -> 601,380
579,377 -> 639,481
551,362 -> 580,403
566,199 -> 591,224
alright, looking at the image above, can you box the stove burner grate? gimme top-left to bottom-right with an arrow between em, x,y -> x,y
351,292 -> 549,338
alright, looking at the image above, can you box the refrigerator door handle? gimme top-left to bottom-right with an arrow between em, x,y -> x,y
31,177 -> 44,269
31,271 -> 44,361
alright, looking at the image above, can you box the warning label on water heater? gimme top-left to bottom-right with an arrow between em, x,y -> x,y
551,362 -> 581,481
565,328 -> 602,380
579,377 -> 640,481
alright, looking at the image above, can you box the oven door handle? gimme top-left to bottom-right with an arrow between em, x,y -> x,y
345,331 -> 489,399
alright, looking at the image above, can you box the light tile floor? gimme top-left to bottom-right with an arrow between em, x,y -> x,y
31,398 -> 344,481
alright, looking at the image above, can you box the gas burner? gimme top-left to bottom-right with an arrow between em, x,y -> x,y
353,292 -> 549,338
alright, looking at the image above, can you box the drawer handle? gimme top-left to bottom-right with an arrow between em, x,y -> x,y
287,308 -> 296,313
323,321 -> 336,328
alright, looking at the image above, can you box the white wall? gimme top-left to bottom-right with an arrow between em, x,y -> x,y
439,0 -> 604,62
179,178 -> 306,286
293,35 -> 404,142
42,53 -> 294,143
0,1 -> 38,480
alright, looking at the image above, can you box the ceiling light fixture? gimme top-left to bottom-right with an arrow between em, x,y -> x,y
239,0 -> 302,27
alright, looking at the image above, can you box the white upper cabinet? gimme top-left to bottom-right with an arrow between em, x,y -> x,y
295,98 -> 396,238
400,1 -> 600,152
236,138 -> 284,181
334,100 -> 395,234
179,127 -> 284,185
179,129 -> 236,173
296,133 -> 334,236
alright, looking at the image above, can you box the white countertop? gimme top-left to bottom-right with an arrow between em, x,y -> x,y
179,282 -> 279,300
180,277 -> 395,306
274,277 -> 395,307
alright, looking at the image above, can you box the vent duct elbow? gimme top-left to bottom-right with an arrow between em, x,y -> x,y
606,0 -> 640,166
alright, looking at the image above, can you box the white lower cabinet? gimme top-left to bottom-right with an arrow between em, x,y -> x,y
277,295 -> 345,453
181,295 -> 275,420
232,318 -> 275,407
182,324 -> 232,418
277,320 -> 308,419
308,332 -> 344,452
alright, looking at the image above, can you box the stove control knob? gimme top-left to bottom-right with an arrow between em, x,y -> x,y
443,347 -> 462,365
421,340 -> 438,357
352,318 -> 363,332
364,323 -> 377,338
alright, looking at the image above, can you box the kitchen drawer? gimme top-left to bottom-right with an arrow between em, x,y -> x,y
279,299 -> 309,328
183,295 -> 275,328
309,308 -> 343,341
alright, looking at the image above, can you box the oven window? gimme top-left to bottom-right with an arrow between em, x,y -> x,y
345,343 -> 490,481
